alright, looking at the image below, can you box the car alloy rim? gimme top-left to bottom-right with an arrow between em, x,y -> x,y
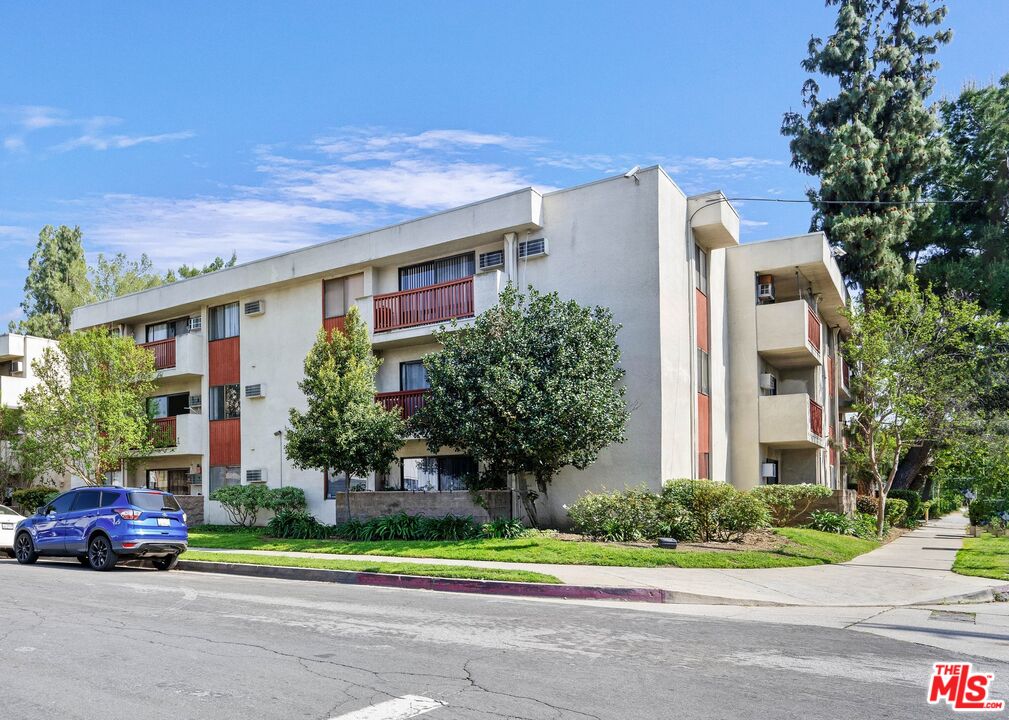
15,535 -> 31,560
90,538 -> 108,567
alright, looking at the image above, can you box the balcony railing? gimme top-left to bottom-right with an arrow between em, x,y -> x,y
323,314 -> 346,335
373,277 -> 474,332
151,416 -> 177,448
806,307 -> 821,352
841,358 -> 851,390
809,399 -> 823,437
376,389 -> 428,419
141,338 -> 176,370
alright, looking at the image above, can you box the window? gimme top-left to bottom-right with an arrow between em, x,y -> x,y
99,490 -> 119,508
145,319 -> 188,343
697,348 -> 710,395
209,466 -> 240,494
695,246 -> 709,295
400,361 -> 429,391
209,302 -> 240,340
128,492 -> 181,511
45,493 -> 75,515
209,385 -> 240,420
398,456 -> 476,492
399,253 -> 475,291
147,392 -> 190,419
71,490 -> 101,512
146,469 -> 190,495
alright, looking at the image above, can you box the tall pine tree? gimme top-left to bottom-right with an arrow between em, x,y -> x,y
782,0 -> 951,293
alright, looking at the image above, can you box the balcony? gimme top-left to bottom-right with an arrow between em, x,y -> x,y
0,375 -> 29,408
376,389 -> 428,419
839,358 -> 853,402
140,333 -> 204,379
146,414 -> 204,457
374,277 -> 474,333
756,299 -> 822,368
759,393 -> 826,449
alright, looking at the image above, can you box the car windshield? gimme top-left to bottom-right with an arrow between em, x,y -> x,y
0,504 -> 16,515
127,492 -> 181,512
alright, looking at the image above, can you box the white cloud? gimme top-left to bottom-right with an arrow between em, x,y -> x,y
739,219 -> 769,228
55,129 -> 196,152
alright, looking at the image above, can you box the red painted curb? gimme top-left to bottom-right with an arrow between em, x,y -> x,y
177,560 -> 667,603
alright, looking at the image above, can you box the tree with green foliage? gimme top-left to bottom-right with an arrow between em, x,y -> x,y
11,225 -> 91,338
782,0 -> 951,294
19,328 -> 157,486
843,281 -> 1003,536
173,251 -> 238,279
412,285 -> 629,527
285,307 -> 405,522
90,253 -> 166,301
916,75 -> 1009,316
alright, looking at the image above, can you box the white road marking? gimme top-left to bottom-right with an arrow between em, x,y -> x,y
329,695 -> 444,720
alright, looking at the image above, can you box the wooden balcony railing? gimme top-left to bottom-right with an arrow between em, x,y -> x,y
151,416 -> 177,448
141,338 -> 176,370
806,306 -> 821,353
323,314 -> 346,336
375,389 -> 428,419
373,277 -> 474,332
809,399 -> 823,437
841,358 -> 851,390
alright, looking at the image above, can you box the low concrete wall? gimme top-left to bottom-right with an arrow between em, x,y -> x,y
790,489 -> 857,525
340,490 -> 512,522
176,495 -> 205,526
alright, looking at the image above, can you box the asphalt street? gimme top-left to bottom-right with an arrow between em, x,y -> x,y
1,558 -> 1005,719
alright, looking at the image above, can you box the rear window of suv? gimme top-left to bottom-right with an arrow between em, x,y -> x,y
127,492 -> 181,512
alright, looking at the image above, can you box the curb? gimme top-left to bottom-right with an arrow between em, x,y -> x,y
919,584 -> 1009,606
176,560 -> 670,603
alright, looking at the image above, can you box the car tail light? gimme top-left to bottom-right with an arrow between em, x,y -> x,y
121,542 -> 138,549
114,508 -> 141,521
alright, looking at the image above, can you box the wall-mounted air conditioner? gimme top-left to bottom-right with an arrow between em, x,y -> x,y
758,373 -> 777,392
188,394 -> 202,411
761,462 -> 778,479
245,468 -> 267,484
243,300 -> 265,316
756,274 -> 775,303
9,360 -> 24,375
478,249 -> 505,272
187,316 -> 203,332
244,384 -> 266,399
518,237 -> 548,259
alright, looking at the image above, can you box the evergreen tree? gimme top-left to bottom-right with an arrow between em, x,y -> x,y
782,0 -> 951,293
12,225 -> 91,337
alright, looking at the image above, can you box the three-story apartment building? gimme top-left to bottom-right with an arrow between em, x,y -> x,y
71,166 -> 851,525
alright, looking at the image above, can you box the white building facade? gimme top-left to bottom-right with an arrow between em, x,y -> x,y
71,167 -> 850,525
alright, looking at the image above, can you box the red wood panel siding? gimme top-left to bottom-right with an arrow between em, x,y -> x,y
809,399 -> 823,437
695,289 -> 709,353
210,418 -> 241,466
806,307 -> 822,352
209,336 -> 240,385
697,393 -> 711,479
141,338 -> 176,370
323,315 -> 346,336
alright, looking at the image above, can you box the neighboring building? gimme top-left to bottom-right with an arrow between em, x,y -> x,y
70,167 -> 851,525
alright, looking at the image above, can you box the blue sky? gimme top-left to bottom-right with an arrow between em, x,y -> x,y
1,1 -> 1007,325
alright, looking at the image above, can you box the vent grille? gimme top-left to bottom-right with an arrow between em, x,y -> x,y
244,300 -> 265,316
245,468 -> 266,483
245,384 -> 265,399
479,249 -> 504,271
187,316 -> 202,331
518,237 -> 548,259
9,360 -> 24,375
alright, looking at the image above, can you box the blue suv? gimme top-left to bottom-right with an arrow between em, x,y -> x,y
13,487 -> 188,571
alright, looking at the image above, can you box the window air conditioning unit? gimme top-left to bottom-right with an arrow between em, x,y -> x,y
245,468 -> 267,484
478,249 -> 505,271
244,383 -> 266,399
518,237 -> 548,259
9,360 -> 24,375
756,274 -> 775,303
243,300 -> 265,316
113,323 -> 132,338
187,316 -> 202,332
758,373 -> 777,392
761,463 -> 778,479
188,394 -> 202,411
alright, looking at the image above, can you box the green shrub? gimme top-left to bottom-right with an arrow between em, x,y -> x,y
333,518 -> 367,540
752,484 -> 833,526
856,494 -> 878,515
567,487 -> 666,541
968,498 -> 1009,526
329,513 -> 482,541
267,511 -> 333,539
808,510 -> 856,535
853,512 -> 883,539
12,486 -> 59,514
932,492 -> 963,516
419,515 -> 480,541
263,487 -> 308,514
210,484 -> 273,526
663,480 -> 769,542
714,491 -> 771,542
885,498 -> 908,528
888,489 -> 922,523
480,518 -> 527,539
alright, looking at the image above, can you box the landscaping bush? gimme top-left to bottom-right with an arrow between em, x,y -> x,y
418,514 -> 480,541
566,487 -> 666,541
888,489 -> 922,524
808,510 -> 856,535
328,513 -> 482,542
932,492 -> 963,516
714,491 -> 772,542
885,498 -> 909,528
267,511 -> 333,539
663,479 -> 769,542
856,494 -> 878,515
333,518 -> 367,540
210,484 -> 273,527
752,484 -> 833,526
480,518 -> 527,539
968,498 -> 1009,526
263,486 -> 308,515
854,512 -> 882,539
11,486 -> 59,513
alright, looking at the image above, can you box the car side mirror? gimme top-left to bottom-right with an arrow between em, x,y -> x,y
36,506 -> 45,516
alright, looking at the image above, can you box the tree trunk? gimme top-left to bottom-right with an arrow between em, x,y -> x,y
891,442 -> 933,491
516,475 -> 539,529
876,483 -> 887,539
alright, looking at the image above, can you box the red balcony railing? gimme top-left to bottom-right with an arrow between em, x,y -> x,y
806,306 -> 821,353
151,416 -> 177,448
841,358 -> 851,390
809,399 -> 823,437
141,338 -> 176,370
373,277 -> 474,332
323,314 -> 346,336
376,389 -> 428,419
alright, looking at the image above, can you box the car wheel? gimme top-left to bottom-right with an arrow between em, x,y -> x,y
14,533 -> 38,565
77,555 -> 91,567
87,535 -> 117,571
151,554 -> 179,571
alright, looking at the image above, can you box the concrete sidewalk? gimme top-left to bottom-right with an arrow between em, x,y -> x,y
190,513 -> 1006,607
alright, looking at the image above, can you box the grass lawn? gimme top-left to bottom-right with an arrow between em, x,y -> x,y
182,550 -> 562,584
188,526 -> 879,569
953,534 -> 1009,581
